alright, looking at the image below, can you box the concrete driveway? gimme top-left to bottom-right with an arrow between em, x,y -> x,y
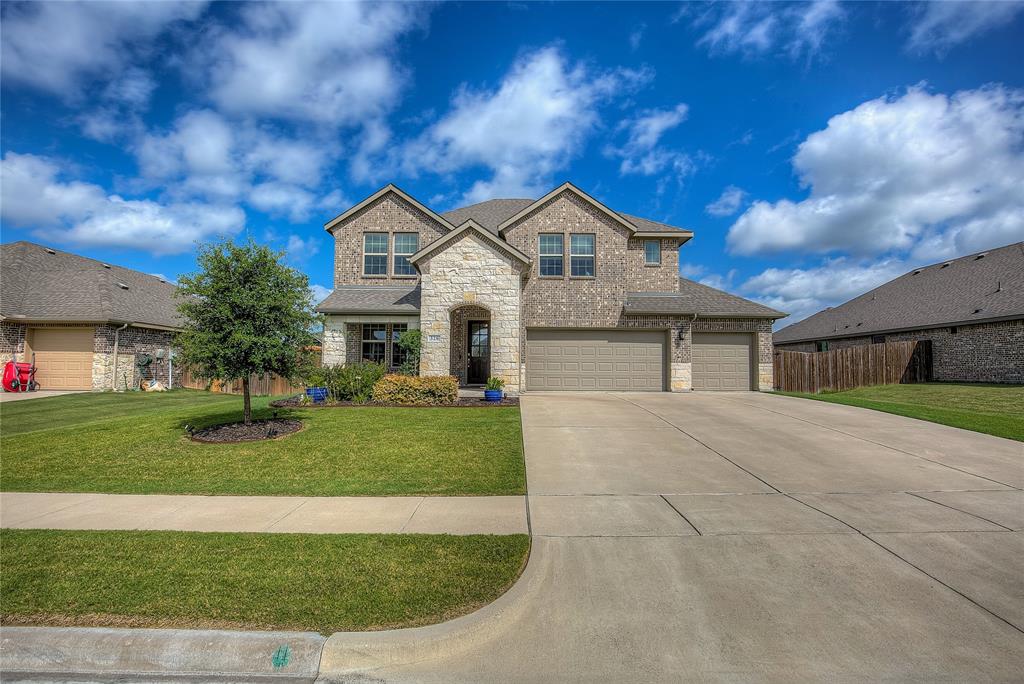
368,391 -> 1024,682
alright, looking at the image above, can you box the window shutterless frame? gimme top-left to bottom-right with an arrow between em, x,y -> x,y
361,323 -> 387,363
363,233 -> 388,276
392,233 -> 418,277
538,233 -> 564,277
570,234 -> 595,277
391,323 -> 409,368
643,239 -> 661,266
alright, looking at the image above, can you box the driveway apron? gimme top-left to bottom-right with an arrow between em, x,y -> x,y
367,391 -> 1024,683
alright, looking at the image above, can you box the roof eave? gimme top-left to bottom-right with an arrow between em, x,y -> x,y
323,184 -> 458,234
497,182 -> 638,236
774,312 -> 1024,344
409,220 -> 532,265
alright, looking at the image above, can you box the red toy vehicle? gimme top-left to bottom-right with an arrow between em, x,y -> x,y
2,354 -> 37,392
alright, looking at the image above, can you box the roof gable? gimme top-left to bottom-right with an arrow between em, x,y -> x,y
323,184 -> 458,234
497,182 -> 638,236
409,219 -> 531,266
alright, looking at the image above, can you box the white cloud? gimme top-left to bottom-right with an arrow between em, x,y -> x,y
310,284 -> 333,304
285,234 -> 321,263
0,1 -> 204,97
196,1 -> 427,125
906,1 -> 1024,55
694,0 -> 845,60
740,257 -> 908,325
401,46 -> 652,203
727,85 -> 1024,259
249,183 -> 316,222
629,24 -> 646,51
1,152 -> 242,255
606,104 -> 693,179
705,186 -> 747,217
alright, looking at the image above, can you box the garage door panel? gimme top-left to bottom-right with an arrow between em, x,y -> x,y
527,329 -> 665,391
692,332 -> 752,391
27,327 -> 94,390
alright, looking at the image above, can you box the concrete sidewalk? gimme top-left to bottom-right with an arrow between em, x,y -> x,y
0,492 -> 527,535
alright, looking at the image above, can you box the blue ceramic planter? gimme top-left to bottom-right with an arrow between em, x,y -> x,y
306,387 -> 328,403
484,389 -> 503,402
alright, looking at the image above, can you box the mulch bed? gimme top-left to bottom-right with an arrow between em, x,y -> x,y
269,395 -> 520,409
190,418 -> 303,443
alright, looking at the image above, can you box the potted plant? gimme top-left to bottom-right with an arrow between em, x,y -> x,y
484,376 -> 505,402
304,367 -> 328,403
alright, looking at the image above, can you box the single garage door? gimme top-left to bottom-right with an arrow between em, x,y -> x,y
526,329 -> 664,391
692,332 -> 753,391
26,327 -> 94,390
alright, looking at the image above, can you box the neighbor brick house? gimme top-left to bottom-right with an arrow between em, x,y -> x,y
774,241 -> 1024,384
0,241 -> 182,390
316,183 -> 786,393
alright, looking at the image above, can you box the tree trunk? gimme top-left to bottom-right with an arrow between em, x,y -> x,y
242,376 -> 252,425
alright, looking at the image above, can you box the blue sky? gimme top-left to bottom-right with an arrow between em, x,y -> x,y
2,1 -> 1023,326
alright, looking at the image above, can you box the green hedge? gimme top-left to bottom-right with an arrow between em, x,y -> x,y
372,374 -> 459,405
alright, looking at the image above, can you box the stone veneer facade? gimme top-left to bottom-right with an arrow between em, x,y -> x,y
320,187 -> 779,393
776,319 -> 1024,384
0,321 -> 179,390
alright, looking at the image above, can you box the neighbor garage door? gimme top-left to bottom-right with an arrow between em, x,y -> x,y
26,327 -> 94,390
692,332 -> 752,391
526,329 -> 664,391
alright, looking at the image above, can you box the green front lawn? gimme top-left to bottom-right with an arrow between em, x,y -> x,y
778,383 -> 1024,441
0,529 -> 530,633
0,391 -> 525,496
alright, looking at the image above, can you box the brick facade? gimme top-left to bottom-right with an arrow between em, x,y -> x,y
776,319 -> 1024,384
1,321 -> 178,390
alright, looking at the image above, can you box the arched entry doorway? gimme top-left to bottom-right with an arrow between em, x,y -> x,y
450,304 -> 491,386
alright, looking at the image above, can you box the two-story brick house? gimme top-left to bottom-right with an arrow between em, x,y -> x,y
316,183 -> 786,394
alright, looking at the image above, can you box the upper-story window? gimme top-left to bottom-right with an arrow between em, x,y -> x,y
539,234 -> 564,277
363,233 -> 388,276
570,234 -> 595,277
393,233 -> 418,277
644,239 -> 661,266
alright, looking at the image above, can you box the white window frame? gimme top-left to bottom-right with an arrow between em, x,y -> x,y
538,233 -> 564,277
363,233 -> 388,276
644,239 -> 661,266
570,233 -> 596,278
361,323 -> 387,363
392,233 -> 418,278
391,323 -> 409,368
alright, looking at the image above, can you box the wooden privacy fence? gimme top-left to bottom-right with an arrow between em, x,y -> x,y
774,340 -> 932,394
178,367 -> 304,396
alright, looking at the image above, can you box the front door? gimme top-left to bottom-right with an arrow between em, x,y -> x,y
467,321 -> 490,385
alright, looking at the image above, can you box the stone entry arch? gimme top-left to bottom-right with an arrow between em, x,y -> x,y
450,304 -> 492,385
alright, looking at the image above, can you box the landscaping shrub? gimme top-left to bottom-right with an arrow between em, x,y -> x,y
372,374 -> 459,406
396,329 -> 422,376
325,362 -> 386,403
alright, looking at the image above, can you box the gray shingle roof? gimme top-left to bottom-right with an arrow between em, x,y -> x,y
441,199 -> 689,235
623,278 -> 787,318
316,285 -> 421,314
0,241 -> 182,329
774,242 -> 1024,344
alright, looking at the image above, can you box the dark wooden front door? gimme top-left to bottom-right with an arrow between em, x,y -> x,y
467,321 -> 490,385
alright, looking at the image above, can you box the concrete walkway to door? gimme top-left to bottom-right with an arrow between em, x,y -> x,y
327,391 -> 1024,682
0,492 -> 527,535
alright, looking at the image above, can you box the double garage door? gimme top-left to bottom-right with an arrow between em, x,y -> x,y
526,328 -> 754,392
25,327 -> 94,390
526,329 -> 665,391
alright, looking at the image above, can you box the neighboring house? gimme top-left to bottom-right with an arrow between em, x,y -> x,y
774,241 -> 1024,384
0,241 -> 182,391
316,183 -> 786,393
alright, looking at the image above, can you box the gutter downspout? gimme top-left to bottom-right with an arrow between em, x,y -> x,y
111,323 -> 130,391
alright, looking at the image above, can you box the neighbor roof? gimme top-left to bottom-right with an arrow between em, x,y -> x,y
315,285 -> 421,315
0,241 -> 182,329
774,241 -> 1024,344
623,278 -> 787,318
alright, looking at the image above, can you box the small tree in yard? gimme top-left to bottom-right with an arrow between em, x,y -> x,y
177,239 -> 319,424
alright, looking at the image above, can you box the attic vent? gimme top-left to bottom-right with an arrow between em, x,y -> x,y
973,308 -> 983,314
975,253 -> 987,260
117,282 -> 129,290
44,248 -> 56,254
912,269 -> 921,275
102,263 -> 111,269
940,262 -> 950,269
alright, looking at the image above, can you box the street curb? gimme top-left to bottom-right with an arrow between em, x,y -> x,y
0,626 -> 326,682
317,536 -> 550,675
